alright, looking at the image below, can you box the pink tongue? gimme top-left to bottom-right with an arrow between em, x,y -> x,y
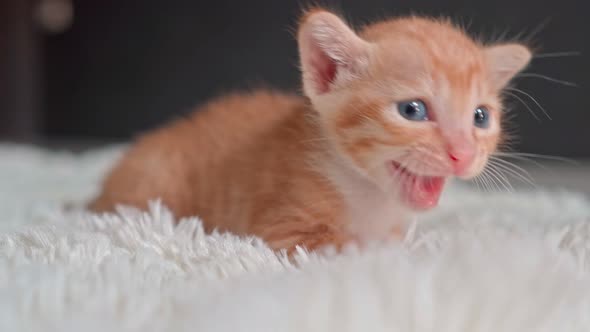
406,176 -> 445,209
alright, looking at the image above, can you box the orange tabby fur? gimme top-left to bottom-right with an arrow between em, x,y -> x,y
89,10 -> 532,253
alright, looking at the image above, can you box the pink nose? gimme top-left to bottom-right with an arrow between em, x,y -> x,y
448,149 -> 475,176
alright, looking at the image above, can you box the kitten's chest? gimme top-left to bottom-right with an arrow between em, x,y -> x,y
343,190 -> 411,242
319,159 -> 412,242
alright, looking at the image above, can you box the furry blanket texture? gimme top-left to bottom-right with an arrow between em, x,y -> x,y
1,144 -> 590,332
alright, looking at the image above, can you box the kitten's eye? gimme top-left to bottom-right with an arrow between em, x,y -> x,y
473,106 -> 490,128
398,100 -> 428,121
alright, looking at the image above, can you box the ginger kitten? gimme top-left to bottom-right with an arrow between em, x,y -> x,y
89,10 -> 532,253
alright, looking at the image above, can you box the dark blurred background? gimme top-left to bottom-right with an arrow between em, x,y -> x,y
1,0 -> 588,156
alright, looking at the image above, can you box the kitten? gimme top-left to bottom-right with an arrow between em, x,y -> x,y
89,9 -> 531,253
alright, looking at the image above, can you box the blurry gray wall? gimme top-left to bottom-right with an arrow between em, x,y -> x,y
2,0 -> 589,157
0,0 -> 41,140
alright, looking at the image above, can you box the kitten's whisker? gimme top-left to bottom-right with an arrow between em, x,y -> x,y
472,175 -> 483,192
476,175 -> 488,193
493,152 -> 578,165
487,160 -> 536,187
516,73 -> 578,87
476,171 -> 493,192
477,176 -> 489,193
478,175 -> 490,192
482,172 -> 495,192
485,167 -> 503,192
409,146 -> 452,173
503,91 -> 541,121
479,169 -> 495,192
490,155 -> 548,172
488,170 -> 504,192
495,168 -> 514,192
485,164 -> 514,192
488,156 -> 534,180
522,17 -> 552,42
533,51 -> 582,59
481,165 -> 499,191
505,87 -> 551,120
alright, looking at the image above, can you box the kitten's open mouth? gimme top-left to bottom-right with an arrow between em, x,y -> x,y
389,161 -> 446,210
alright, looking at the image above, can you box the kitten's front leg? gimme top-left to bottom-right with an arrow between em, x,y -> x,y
254,221 -> 354,255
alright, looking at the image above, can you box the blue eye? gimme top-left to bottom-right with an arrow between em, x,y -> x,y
398,100 -> 428,121
474,106 -> 490,128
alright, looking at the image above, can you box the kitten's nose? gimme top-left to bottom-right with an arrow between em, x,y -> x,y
448,148 -> 475,176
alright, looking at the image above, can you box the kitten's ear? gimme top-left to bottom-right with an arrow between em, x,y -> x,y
484,43 -> 532,89
298,10 -> 371,97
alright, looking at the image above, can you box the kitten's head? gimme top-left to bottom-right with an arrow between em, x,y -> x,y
298,10 -> 531,210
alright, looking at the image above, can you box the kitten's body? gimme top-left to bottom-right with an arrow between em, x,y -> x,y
90,11 -> 532,252
90,91 -> 400,249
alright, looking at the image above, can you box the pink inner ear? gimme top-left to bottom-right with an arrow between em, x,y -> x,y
310,47 -> 337,94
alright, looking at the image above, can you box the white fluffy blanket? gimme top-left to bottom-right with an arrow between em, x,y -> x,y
1,144 -> 590,332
